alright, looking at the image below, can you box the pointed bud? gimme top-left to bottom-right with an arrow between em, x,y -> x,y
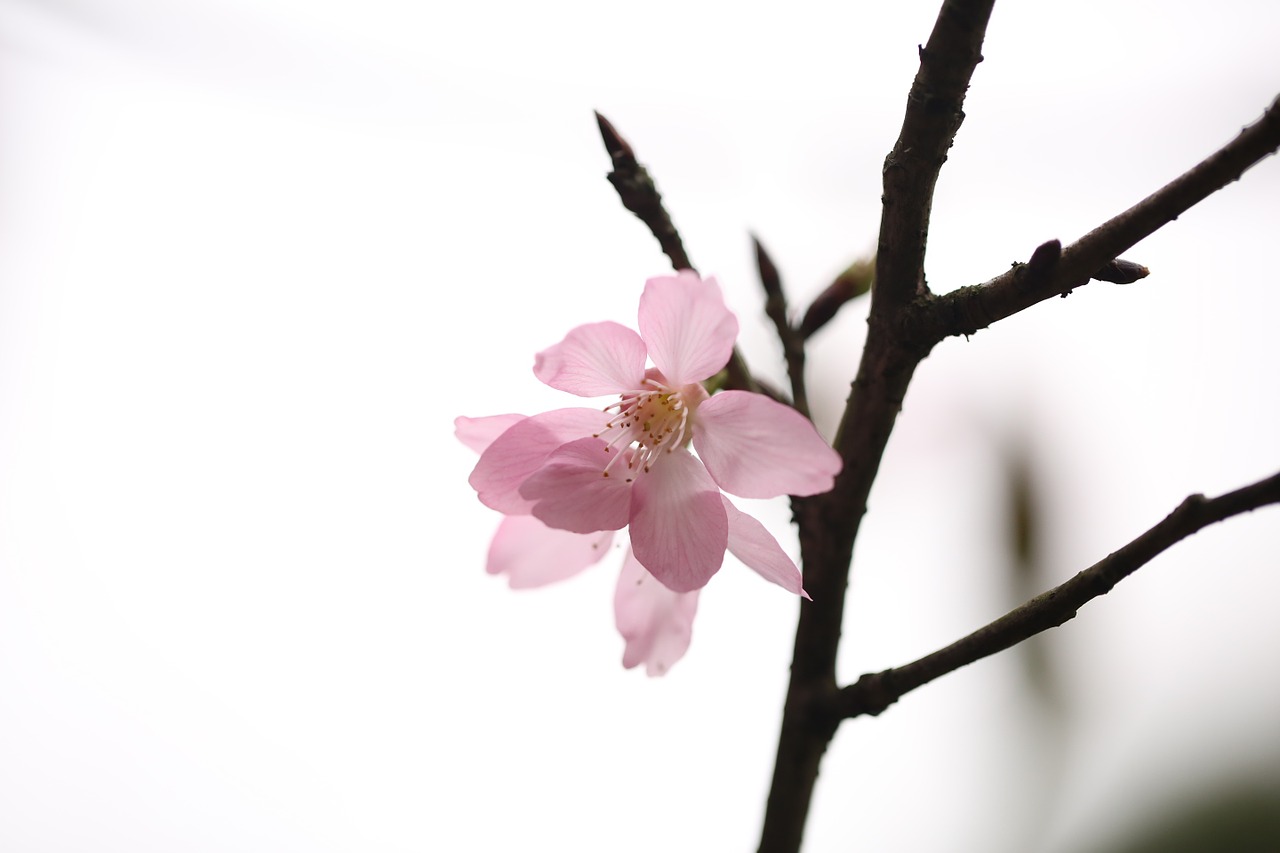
594,111 -> 635,162
752,235 -> 782,302
1025,239 -> 1062,280
799,257 -> 874,339
1092,258 -> 1150,284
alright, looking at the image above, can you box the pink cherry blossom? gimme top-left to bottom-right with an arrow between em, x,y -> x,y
614,549 -> 699,677
456,413 -> 692,675
470,270 -> 841,594
459,271 -> 842,674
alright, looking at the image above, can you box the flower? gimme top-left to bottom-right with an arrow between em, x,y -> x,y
614,548 -> 699,676
456,413 -> 695,675
467,271 -> 841,595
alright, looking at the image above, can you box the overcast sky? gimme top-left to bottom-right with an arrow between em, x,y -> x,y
1,2 -> 1278,851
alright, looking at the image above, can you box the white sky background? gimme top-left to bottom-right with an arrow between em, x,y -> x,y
1,1 -> 1278,851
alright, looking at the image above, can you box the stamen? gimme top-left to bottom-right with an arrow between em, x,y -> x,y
590,378 -> 698,479
600,444 -> 628,476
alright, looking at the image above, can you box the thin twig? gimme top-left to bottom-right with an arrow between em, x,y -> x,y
753,235 -> 809,416
594,111 -> 692,271
837,471 -> 1280,719
918,93 -> 1280,341
593,111 -> 763,396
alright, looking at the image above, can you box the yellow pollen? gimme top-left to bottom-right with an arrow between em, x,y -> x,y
596,377 -> 695,475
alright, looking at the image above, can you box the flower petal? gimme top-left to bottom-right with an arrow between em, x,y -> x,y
694,391 -> 842,498
722,497 -> 809,598
533,321 -> 647,397
469,408 -> 609,514
519,437 -> 633,533
613,548 -> 699,676
455,414 -> 526,454
638,272 -> 738,385
487,515 -> 614,589
629,449 -> 728,592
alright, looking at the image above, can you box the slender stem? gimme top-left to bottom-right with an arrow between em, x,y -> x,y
758,3 -> 996,850
838,471 -> 1280,718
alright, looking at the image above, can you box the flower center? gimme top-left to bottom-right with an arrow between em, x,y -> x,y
594,377 -> 702,476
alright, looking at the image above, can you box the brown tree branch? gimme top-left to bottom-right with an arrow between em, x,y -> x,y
918,93 -> 1280,341
594,111 -> 693,271
593,111 -> 763,396
875,0 -> 995,310
758,3 -> 995,851
837,471 -> 1280,720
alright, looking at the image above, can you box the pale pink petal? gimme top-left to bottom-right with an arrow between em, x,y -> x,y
469,408 -> 609,514
533,321 -> 647,397
613,548 -> 699,676
519,438 -> 633,533
455,414 -> 526,454
637,272 -> 738,385
629,449 -> 728,592
487,515 -> 614,589
694,391 -> 842,498
722,497 -> 809,598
